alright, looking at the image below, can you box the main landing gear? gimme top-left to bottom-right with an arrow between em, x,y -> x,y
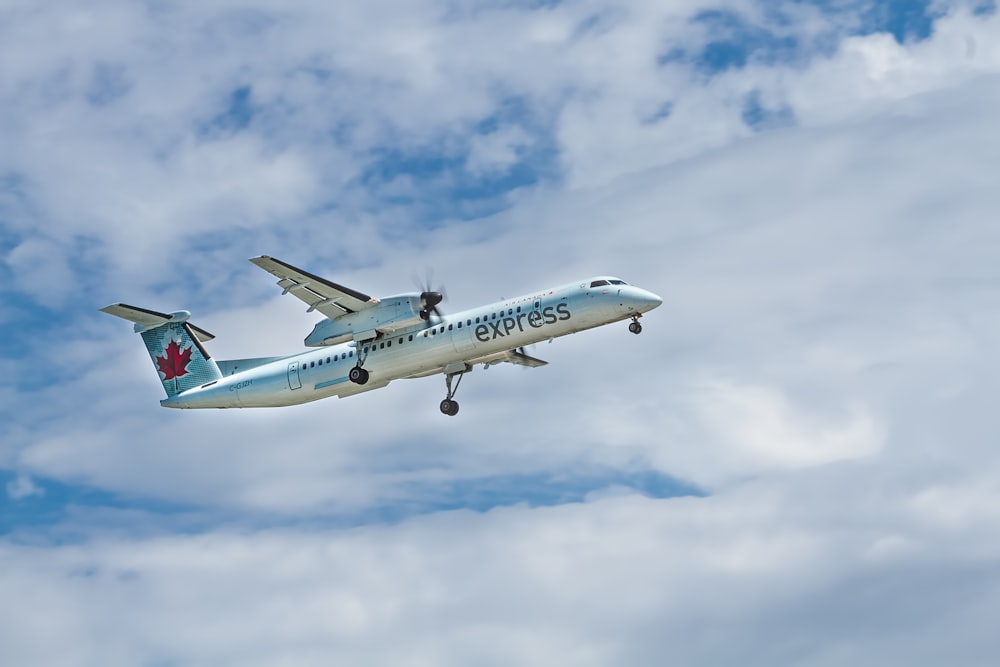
439,371 -> 464,416
628,314 -> 643,335
349,343 -> 371,385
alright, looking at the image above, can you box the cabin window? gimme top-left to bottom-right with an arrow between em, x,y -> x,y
457,322 -> 462,329
399,337 -> 403,344
431,329 -> 436,336
348,351 -> 353,357
318,359 -> 323,366
475,317 -> 480,323
448,324 -> 453,331
310,361 -> 315,368
516,306 -> 521,313
408,335 -> 413,341
326,357 -> 331,363
440,326 -> 445,333
508,308 -> 513,315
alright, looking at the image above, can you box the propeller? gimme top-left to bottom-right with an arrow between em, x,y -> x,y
413,269 -> 447,325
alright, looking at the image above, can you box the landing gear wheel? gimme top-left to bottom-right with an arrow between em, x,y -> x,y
628,320 -> 643,335
439,371 -> 465,416
349,366 -> 370,385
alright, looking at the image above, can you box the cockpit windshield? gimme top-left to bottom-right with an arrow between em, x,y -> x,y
590,280 -> 610,287
591,279 -> 629,287
609,279 -> 627,285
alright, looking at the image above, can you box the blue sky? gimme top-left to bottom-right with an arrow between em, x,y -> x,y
3,1 -> 1000,664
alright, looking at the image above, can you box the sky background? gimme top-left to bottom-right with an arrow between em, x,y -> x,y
2,0 -> 1000,664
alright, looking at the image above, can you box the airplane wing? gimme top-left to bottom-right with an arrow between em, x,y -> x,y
503,348 -> 548,368
249,256 -> 379,319
405,348 -> 549,378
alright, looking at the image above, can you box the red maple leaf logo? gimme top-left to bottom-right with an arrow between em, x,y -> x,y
156,340 -> 192,381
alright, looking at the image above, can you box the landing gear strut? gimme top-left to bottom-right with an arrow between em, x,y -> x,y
439,372 -> 464,416
349,343 -> 371,384
628,315 -> 643,335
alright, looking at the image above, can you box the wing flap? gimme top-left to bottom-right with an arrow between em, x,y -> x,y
250,255 -> 378,319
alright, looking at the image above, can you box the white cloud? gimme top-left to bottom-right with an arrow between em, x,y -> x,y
3,486 -> 1000,666
4,1 -> 1000,665
5,473 -> 43,500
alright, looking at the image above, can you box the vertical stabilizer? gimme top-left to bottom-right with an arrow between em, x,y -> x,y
101,304 -> 223,398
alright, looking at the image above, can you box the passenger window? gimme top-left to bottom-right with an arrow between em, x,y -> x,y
310,361 -> 315,368
516,306 -> 521,313
448,324 -> 453,331
475,317 -> 480,323
408,335 -> 413,341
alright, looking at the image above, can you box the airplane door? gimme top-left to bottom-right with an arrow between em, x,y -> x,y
287,361 -> 302,390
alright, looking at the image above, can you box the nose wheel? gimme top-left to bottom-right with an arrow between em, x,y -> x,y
439,371 -> 464,416
628,315 -> 643,335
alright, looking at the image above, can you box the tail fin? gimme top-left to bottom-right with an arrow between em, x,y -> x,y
101,304 -> 223,398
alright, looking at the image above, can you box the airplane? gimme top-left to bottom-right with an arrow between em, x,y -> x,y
101,256 -> 662,416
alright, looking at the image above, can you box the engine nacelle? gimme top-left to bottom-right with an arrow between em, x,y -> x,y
304,295 -> 425,346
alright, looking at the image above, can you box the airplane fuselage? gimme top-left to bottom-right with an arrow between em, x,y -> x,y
161,278 -> 660,409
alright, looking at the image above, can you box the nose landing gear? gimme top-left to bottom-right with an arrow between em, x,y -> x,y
628,315 -> 643,335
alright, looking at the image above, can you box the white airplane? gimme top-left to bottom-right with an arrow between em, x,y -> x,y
102,256 -> 662,416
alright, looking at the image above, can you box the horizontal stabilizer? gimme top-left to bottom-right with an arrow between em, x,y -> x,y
100,303 -> 215,342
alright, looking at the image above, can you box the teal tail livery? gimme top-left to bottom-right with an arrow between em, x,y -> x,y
100,304 -> 223,398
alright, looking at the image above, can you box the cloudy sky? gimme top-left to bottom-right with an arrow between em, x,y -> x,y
3,0 -> 1000,664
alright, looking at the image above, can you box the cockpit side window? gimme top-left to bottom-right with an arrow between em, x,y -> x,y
590,280 -> 610,287
609,279 -> 627,285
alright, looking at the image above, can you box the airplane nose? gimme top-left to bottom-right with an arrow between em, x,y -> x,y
631,288 -> 662,311
619,287 -> 662,314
